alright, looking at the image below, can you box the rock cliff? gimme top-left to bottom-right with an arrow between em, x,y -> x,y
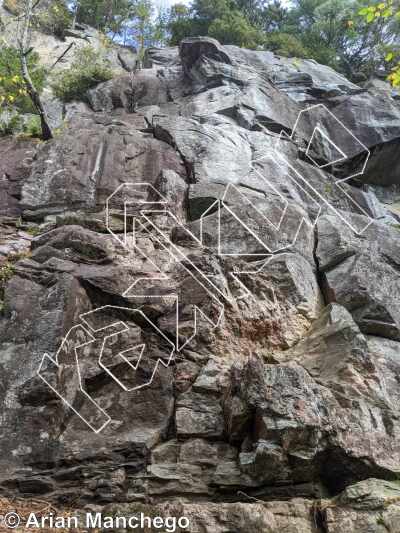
1,32 -> 400,532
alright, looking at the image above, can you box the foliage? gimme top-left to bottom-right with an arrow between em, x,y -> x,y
270,0 -> 400,80
75,0 -> 132,34
73,0 -> 170,50
271,0 -> 364,75
0,45 -> 46,113
51,46 -> 113,102
0,262 -> 15,286
168,0 -> 265,48
208,11 -> 265,48
168,4 -> 199,45
152,8 -> 170,47
25,225 -> 41,236
263,32 -> 309,57
234,0 -> 273,26
33,0 -> 72,39
2,2 -> 57,140
3,0 -> 398,92
0,113 -> 22,136
22,115 -> 42,137
165,0 -> 400,83
167,0 -> 352,57
257,0 -> 290,32
0,261 -> 15,310
358,0 -> 400,86
129,0 -> 154,58
4,0 -> 72,38
0,113 -> 41,138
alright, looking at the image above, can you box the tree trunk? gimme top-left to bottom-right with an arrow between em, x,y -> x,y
19,0 -> 53,140
72,2 -> 78,30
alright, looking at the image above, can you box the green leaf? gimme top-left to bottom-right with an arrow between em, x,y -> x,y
385,52 -> 394,61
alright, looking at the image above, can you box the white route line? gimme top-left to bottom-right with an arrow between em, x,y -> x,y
305,125 -> 347,169
289,103 -> 371,183
38,306 -> 176,432
38,324 -> 111,434
39,103 -> 375,433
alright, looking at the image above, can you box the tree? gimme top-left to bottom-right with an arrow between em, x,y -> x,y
263,32 -> 309,57
18,0 -> 53,139
0,45 -> 45,112
75,0 -> 132,35
191,0 -> 231,23
233,0 -> 272,27
167,3 -> 198,45
358,0 -> 400,86
260,0 -> 400,80
208,11 -> 265,47
258,0 -> 289,32
168,0 -> 265,48
1,0 -> 53,138
130,0 -> 154,59
279,0 -> 357,70
152,7 -> 170,47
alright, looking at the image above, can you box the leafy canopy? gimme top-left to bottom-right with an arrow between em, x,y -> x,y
168,0 -> 265,48
74,0 -> 133,34
357,0 -> 400,86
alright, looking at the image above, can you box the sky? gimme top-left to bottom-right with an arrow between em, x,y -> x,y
154,0 -> 191,8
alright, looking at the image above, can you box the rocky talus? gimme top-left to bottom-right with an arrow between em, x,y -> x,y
1,35 -> 400,532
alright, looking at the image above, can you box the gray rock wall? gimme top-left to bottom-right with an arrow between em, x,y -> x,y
1,34 -> 400,532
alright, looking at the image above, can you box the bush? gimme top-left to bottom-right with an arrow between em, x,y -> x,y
0,111 -> 42,138
0,112 -> 22,136
33,1 -> 72,39
0,46 -> 46,114
264,32 -> 309,58
0,261 -> 15,312
22,115 -> 42,138
51,46 -> 113,102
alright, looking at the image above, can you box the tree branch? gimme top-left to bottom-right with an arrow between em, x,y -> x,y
49,43 -> 75,71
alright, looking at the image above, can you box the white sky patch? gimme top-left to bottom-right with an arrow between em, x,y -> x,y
154,0 -> 191,9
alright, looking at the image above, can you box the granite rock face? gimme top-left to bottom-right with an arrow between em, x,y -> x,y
1,35 -> 400,532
